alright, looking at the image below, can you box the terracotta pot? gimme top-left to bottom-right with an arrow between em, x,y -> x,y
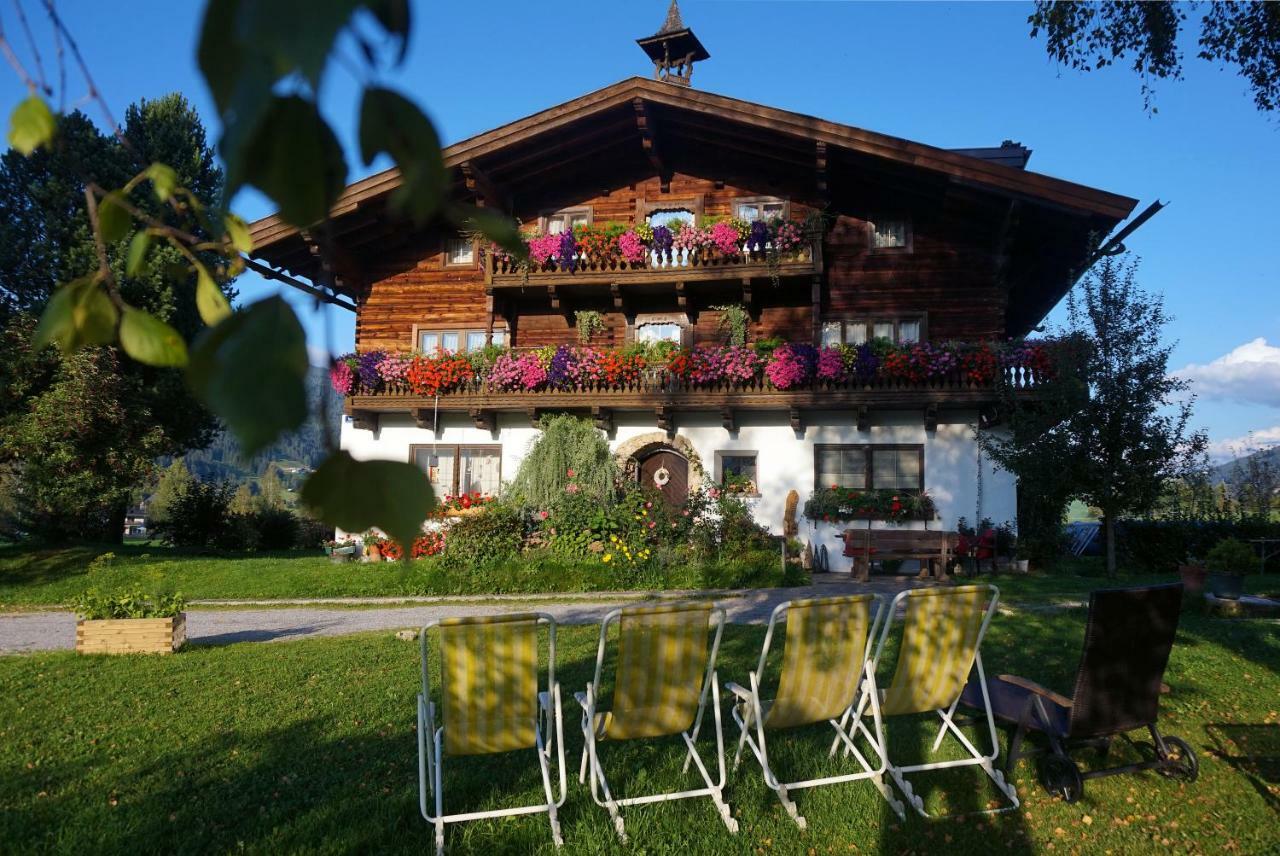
1178,564 -> 1208,593
365,544 -> 382,562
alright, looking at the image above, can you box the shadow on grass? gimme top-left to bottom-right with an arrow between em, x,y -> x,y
1204,723 -> 1280,814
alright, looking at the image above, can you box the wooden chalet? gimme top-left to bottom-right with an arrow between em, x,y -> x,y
247,3 -> 1142,542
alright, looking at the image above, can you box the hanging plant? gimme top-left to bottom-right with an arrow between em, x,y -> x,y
575,310 -> 606,344
712,304 -> 750,346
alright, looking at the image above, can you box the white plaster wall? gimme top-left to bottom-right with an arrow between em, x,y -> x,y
339,408 -> 1018,555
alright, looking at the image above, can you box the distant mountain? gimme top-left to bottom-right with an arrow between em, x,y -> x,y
1211,444 -> 1280,488
176,367 -> 343,494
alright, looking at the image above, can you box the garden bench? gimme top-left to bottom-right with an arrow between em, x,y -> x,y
839,529 -> 957,582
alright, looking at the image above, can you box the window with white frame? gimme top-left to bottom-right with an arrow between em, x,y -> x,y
815,445 -> 923,492
820,318 -> 922,347
733,197 -> 787,223
412,445 -> 502,499
445,237 -> 475,266
544,207 -> 592,235
715,451 -> 758,495
869,218 -> 911,251
417,327 -> 506,354
646,208 -> 695,232
633,313 -> 685,344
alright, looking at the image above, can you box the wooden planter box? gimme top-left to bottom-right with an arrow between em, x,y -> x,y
76,613 -> 186,655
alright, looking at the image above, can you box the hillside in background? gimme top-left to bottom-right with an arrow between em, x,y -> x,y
1211,444 -> 1280,488
178,367 -> 343,496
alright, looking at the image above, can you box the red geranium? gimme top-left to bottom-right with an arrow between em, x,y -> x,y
406,353 -> 475,396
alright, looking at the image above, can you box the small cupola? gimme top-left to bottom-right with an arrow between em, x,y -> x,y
636,1 -> 710,87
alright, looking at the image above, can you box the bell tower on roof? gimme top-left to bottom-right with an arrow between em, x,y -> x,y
636,1 -> 710,87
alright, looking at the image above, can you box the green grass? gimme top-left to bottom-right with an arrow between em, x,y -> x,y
0,544 -> 797,608
2,608 -> 1277,854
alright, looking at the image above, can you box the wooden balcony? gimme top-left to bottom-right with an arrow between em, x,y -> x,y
344,365 -> 1047,433
485,242 -> 822,289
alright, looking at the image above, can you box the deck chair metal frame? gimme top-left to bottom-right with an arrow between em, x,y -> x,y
725,594 -> 906,829
417,613 -> 566,855
859,584 -> 1019,818
960,582 -> 1198,803
575,603 -> 737,843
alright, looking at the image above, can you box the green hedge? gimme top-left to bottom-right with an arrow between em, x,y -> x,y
1116,519 -> 1280,575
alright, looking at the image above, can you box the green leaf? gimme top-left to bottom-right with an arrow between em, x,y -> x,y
223,213 -> 253,253
33,276 -> 118,353
187,296 -> 308,457
450,203 -> 526,260
126,231 -> 152,277
146,163 -> 178,201
301,450 -> 435,547
234,0 -> 361,90
8,96 -> 55,155
195,264 -> 232,325
119,306 -> 188,367
358,88 -> 444,225
233,96 -> 347,228
364,0 -> 412,63
97,192 -> 131,244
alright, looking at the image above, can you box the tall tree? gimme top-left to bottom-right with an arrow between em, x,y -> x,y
983,255 -> 1207,576
0,94 -> 232,541
1030,1 -> 1280,113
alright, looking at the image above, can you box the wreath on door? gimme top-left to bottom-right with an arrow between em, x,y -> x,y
652,466 -> 671,488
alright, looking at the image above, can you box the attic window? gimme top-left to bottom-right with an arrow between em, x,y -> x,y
870,218 -> 911,251
733,197 -> 787,223
445,237 -> 475,266
544,207 -> 592,235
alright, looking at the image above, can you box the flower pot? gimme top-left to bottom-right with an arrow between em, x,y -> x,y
364,545 -> 382,563
1013,559 -> 1030,574
76,614 -> 186,655
1207,572 -> 1245,600
1178,564 -> 1208,594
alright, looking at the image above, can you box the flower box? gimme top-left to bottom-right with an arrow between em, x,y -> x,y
76,614 -> 186,655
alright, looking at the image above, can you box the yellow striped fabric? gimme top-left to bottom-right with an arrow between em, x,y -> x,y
880,586 -> 987,716
439,613 -> 540,756
601,603 -> 712,741
764,595 -> 873,730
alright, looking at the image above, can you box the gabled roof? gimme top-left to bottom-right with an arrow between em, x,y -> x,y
248,76 -> 1136,252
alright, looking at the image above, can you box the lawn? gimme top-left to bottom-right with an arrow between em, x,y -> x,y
2,606 -> 1277,854
0,544 -> 798,608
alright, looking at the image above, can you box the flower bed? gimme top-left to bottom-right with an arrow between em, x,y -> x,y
332,338 -> 1059,396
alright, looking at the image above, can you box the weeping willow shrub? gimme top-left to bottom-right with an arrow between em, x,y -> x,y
508,414 -> 617,510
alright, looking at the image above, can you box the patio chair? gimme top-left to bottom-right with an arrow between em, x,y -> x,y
858,584 -> 1019,817
726,594 -> 905,829
417,613 -> 566,855
959,582 -> 1198,803
575,602 -> 736,842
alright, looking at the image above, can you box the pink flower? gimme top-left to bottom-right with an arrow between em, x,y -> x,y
709,221 -> 743,255
618,230 -> 648,264
567,468 -> 575,478
566,483 -> 580,494
644,501 -> 652,509
648,521 -> 656,529
539,510 -> 549,520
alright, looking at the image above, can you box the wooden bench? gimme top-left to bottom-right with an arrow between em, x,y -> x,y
839,529 -> 957,582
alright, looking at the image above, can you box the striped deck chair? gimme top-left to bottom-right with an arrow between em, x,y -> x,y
417,613 -> 565,855
857,584 -> 1019,817
575,602 -> 736,842
725,595 -> 905,829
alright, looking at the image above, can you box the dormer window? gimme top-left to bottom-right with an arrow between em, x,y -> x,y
543,207 -> 592,235
445,237 -> 475,266
869,218 -> 911,251
733,196 -> 788,222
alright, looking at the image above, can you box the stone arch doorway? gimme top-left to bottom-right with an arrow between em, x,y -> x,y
637,446 -> 689,505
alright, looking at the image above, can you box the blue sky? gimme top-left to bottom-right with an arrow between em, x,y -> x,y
2,1 -> 1277,458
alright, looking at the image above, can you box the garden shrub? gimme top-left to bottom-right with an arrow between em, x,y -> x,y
73,589 -> 187,619
1116,519 -> 1280,574
1205,537 -> 1255,574
154,480 -> 236,549
252,506 -> 300,551
441,504 -> 525,567
508,414 -> 616,509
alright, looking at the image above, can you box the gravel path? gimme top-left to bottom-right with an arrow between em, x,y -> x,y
0,575 -> 940,654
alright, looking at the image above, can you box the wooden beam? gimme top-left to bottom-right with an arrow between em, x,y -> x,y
924,403 -> 939,433
721,407 -> 736,432
655,405 -> 674,437
470,408 -> 496,432
592,406 -> 614,433
789,407 -> 804,435
351,410 -> 379,432
815,141 -> 829,207
610,282 -> 624,312
675,281 -> 686,310
526,407 -> 542,428
741,277 -> 753,311
810,276 -> 822,346
460,159 -> 509,212
633,98 -> 671,192
411,407 -> 438,432
856,405 -> 870,433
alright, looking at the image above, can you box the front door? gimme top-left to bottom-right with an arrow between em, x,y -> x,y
638,448 -> 689,505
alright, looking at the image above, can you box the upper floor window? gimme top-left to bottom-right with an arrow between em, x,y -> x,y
445,237 -> 475,266
821,317 -> 922,347
647,208 -> 695,231
543,207 -> 592,235
418,327 -> 506,354
815,444 -> 923,492
635,321 -> 683,344
869,217 -> 911,251
733,196 -> 787,223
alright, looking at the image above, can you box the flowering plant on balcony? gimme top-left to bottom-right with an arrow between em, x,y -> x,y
526,232 -> 561,266
709,220 -> 744,255
489,350 -> 548,391
651,225 -> 673,260
672,223 -> 714,254
815,346 -> 847,382
558,229 -> 578,272
804,487 -> 936,523
376,352 -> 413,386
406,352 -> 475,396
598,349 -> 646,386
618,230 -> 648,264
356,350 -> 386,392
771,219 -> 804,253
960,341 -> 998,385
669,344 -> 762,386
329,358 -> 355,395
1001,339 -> 1056,379
746,220 -> 769,253
765,342 -> 818,389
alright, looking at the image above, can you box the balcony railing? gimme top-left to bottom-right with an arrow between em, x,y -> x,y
485,241 -> 821,287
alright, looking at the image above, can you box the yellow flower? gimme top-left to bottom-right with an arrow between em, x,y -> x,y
603,554 -> 612,563
609,534 -> 618,542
